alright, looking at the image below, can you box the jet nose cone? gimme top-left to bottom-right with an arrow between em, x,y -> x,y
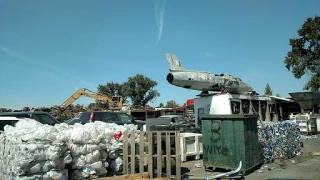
167,73 -> 174,83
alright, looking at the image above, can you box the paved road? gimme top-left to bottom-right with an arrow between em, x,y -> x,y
246,156 -> 320,180
182,137 -> 320,180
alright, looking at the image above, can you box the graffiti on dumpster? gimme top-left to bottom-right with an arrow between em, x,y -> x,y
204,144 -> 229,156
203,120 -> 229,156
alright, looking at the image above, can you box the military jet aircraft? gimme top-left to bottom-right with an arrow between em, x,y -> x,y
165,53 -> 254,94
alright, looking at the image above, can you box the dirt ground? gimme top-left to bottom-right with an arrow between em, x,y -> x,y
180,135 -> 320,180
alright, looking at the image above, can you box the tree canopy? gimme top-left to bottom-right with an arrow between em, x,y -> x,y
97,82 -> 128,103
122,74 -> 160,107
276,93 -> 281,97
88,103 -> 97,109
284,16 -> 320,92
165,100 -> 179,108
97,74 -> 160,108
159,103 -> 164,108
264,83 -> 273,95
97,82 -> 128,109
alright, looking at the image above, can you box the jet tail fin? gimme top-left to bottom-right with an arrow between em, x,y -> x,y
166,53 -> 186,71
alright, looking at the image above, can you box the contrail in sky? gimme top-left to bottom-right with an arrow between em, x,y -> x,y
0,45 -> 70,79
154,0 -> 166,45
0,45 -> 96,89
0,46 -> 36,65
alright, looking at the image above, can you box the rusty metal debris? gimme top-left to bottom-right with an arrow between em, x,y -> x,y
205,161 -> 242,180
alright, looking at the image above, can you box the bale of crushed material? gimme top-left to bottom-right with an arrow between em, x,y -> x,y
0,118 -> 71,180
0,119 -> 140,180
258,121 -> 301,164
66,121 -> 139,179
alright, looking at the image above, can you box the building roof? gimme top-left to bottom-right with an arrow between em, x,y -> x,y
289,92 -> 320,110
269,96 -> 294,102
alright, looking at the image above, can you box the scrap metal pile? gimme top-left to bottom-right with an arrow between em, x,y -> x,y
258,121 -> 301,164
0,119 -> 139,180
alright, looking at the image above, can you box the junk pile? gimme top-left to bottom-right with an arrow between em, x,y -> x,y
0,118 -> 139,180
300,135 -> 319,140
258,121 -> 301,164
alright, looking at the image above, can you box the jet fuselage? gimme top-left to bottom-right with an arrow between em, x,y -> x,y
165,53 -> 253,93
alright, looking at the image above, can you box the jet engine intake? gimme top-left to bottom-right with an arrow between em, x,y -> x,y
167,73 -> 174,83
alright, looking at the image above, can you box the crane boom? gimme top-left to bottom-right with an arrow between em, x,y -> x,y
61,88 -> 123,111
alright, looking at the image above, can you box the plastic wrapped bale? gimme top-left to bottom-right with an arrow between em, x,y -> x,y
16,169 -> 69,180
0,131 -> 6,178
0,119 -> 72,180
66,121 -> 138,179
258,121 -> 301,164
0,131 -> 4,152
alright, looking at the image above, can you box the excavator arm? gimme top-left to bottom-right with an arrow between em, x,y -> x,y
60,88 -> 123,111
61,88 -> 87,109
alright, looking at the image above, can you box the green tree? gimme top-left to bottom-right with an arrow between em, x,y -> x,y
276,93 -> 281,97
88,103 -> 97,109
122,74 -> 160,107
159,103 -> 164,107
96,102 -> 109,110
145,105 -> 153,108
97,82 -> 127,103
97,82 -> 128,109
264,83 -> 273,95
75,104 -> 84,108
284,16 -> 320,92
165,100 -> 179,108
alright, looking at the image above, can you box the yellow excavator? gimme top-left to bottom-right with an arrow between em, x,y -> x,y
52,88 -> 123,118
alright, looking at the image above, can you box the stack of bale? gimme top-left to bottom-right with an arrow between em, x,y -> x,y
0,119 -> 140,179
66,122 -> 138,179
0,119 -> 71,180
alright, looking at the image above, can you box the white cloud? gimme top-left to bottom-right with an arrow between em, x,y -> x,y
154,0 -> 166,45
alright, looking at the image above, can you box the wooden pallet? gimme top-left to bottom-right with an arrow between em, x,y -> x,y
97,172 -> 169,180
179,133 -> 203,162
122,131 -> 181,180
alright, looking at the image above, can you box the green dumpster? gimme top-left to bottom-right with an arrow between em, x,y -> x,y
200,114 -> 262,175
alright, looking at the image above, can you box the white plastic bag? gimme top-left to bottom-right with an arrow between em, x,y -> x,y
110,157 -> 123,172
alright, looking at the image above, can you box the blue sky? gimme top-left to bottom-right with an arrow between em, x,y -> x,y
0,0 -> 319,110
